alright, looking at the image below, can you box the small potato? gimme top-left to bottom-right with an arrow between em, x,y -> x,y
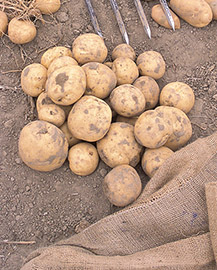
0,11 -> 8,37
112,57 -> 139,85
68,96 -> 112,142
68,143 -> 99,176
46,65 -> 86,105
103,165 -> 142,207
34,0 -> 61,14
8,18 -> 37,44
59,122 -> 80,147
104,62 -> 113,69
37,104 -> 65,127
110,84 -> 146,117
151,4 -> 180,29
47,56 -> 78,76
41,46 -> 73,69
116,115 -> 138,126
82,62 -> 117,99
160,82 -> 195,114
21,63 -> 47,97
205,0 -> 217,19
97,122 -> 143,168
137,51 -> 166,80
72,33 -> 108,64
134,110 -> 172,148
112,44 -> 136,61
133,76 -> 160,110
18,120 -> 68,171
141,147 -> 174,178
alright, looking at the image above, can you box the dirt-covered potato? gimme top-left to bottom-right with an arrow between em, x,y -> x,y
82,62 -> 117,99
133,76 -> 160,110
8,18 -> 37,44
103,165 -> 142,207
47,56 -> 78,76
112,57 -> 139,85
170,0 -> 213,27
37,104 -> 66,127
34,0 -> 61,14
68,143 -> 99,176
21,63 -> 47,97
46,65 -> 86,105
112,44 -> 136,61
59,122 -> 80,147
110,84 -> 146,117
68,96 -> 112,142
151,4 -> 180,29
41,46 -> 73,68
155,106 -> 192,150
137,51 -> 166,80
0,11 -> 8,37
116,115 -> 138,126
97,122 -> 143,168
205,0 -> 217,19
18,120 -> 68,171
160,82 -> 195,114
141,147 -> 174,178
134,110 -> 172,148
72,33 -> 108,64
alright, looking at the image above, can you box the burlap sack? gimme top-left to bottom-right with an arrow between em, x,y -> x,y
21,132 -> 217,270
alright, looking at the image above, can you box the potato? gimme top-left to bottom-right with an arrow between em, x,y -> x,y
68,143 -> 99,176
72,33 -> 108,64
47,56 -> 78,76
8,18 -> 37,44
141,147 -> 174,178
41,46 -> 73,69
46,65 -> 86,105
160,82 -> 195,114
103,165 -> 142,207
155,106 -> 192,150
82,62 -> 117,99
21,63 -> 47,97
112,57 -> 139,85
0,11 -> 8,37
37,104 -> 65,127
151,4 -> 180,29
133,76 -> 160,110
59,122 -> 80,147
116,115 -> 138,126
137,51 -> 166,80
104,62 -> 113,69
112,44 -> 136,61
18,120 -> 68,171
68,96 -> 112,142
205,0 -> 217,19
134,110 -> 172,148
34,0 -> 61,14
110,84 -> 146,117
97,122 -> 143,168
170,0 -> 213,27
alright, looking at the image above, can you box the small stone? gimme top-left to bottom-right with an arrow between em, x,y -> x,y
29,203 -> 34,208
25,185 -> 30,192
4,119 -> 14,128
15,157 -> 22,164
74,219 -> 91,234
15,215 -> 21,221
213,94 -> 217,101
99,168 -> 107,177
57,12 -> 69,23
12,206 -> 16,211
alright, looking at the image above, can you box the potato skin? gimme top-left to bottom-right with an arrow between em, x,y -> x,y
205,0 -> 217,19
59,122 -> 80,147
0,11 -> 8,37
37,104 -> 66,127
18,120 -> 68,171
47,56 -> 78,76
34,0 -> 61,14
103,165 -> 142,207
112,44 -> 136,61
116,115 -> 138,126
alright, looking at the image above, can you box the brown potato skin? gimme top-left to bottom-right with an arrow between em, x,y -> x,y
34,0 -> 61,14
112,44 -> 136,61
37,104 -> 66,127
47,56 -> 78,76
0,11 -> 8,37
59,122 -> 80,147
205,0 -> 217,19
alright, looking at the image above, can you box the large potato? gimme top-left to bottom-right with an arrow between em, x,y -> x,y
110,84 -> 146,117
0,11 -> 8,37
112,44 -> 136,61
103,165 -> 142,207
59,122 -> 80,147
170,0 -> 213,27
68,96 -> 112,142
37,104 -> 66,127
21,63 -> 47,97
46,65 -> 86,105
205,0 -> 217,19
97,122 -> 143,168
72,33 -> 108,64
34,0 -> 61,14
82,62 -> 117,99
47,56 -> 78,76
18,120 -> 68,171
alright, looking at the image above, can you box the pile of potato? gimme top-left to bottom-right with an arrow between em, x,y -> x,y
18,33 -> 196,207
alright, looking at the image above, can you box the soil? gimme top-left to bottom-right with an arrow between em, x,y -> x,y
0,1 -> 216,269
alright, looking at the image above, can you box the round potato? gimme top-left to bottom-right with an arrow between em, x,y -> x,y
68,143 -> 99,176
205,0 -> 217,20
134,110 -> 173,148
21,63 -> 47,97
112,57 -> 139,85
68,96 -> 112,142
116,115 -> 138,126
160,82 -> 195,114
47,56 -> 78,76
34,0 -> 61,14
82,62 -> 117,99
103,165 -> 142,207
0,11 -> 8,37
8,18 -> 37,44
46,65 -> 86,105
110,84 -> 146,117
97,122 -> 143,168
41,46 -> 73,69
133,76 -> 160,110
37,104 -> 65,127
137,51 -> 166,80
59,122 -> 80,147
72,33 -> 108,64
141,147 -> 174,178
112,44 -> 136,61
18,120 -> 68,171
